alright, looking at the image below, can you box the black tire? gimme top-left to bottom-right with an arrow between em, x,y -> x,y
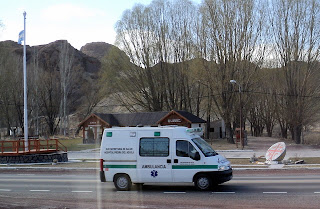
194,174 -> 212,191
114,174 -> 132,191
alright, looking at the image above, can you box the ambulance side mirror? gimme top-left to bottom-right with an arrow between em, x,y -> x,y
193,152 -> 200,161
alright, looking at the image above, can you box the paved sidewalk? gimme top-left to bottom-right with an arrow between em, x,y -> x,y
217,149 -> 320,159
67,149 -> 320,160
68,150 -> 100,160
216,136 -> 320,159
1,137 -> 319,171
68,136 -> 320,160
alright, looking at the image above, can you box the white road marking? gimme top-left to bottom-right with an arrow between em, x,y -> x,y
314,192 -> 320,194
0,189 -> 11,192
263,192 -> 287,194
30,190 -> 50,192
72,191 -> 93,193
163,192 -> 186,194
17,174 -> 35,176
213,192 -> 235,194
116,191 -> 138,193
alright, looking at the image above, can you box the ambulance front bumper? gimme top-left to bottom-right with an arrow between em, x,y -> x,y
209,168 -> 233,184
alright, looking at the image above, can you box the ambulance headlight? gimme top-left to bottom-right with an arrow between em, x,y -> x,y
218,165 -> 230,171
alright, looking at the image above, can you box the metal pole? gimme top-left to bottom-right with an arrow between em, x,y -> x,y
23,11 -> 28,151
207,89 -> 210,141
239,84 -> 243,149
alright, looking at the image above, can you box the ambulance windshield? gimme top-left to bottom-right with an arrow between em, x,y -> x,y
192,137 -> 217,157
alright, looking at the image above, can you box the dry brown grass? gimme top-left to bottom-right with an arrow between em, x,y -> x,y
303,131 -> 320,145
288,157 -> 320,164
206,139 -> 249,150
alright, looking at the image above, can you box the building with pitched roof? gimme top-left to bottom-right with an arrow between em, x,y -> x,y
78,110 -> 206,143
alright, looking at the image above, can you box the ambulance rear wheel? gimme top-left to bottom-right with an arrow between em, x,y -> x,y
194,174 -> 212,191
114,174 -> 132,191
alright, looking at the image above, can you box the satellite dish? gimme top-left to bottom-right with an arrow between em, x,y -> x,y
265,142 -> 286,161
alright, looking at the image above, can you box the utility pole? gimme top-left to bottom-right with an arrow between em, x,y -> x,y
230,80 -> 243,149
23,11 -> 28,151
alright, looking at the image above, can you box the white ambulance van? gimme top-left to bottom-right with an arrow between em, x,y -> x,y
100,126 -> 232,191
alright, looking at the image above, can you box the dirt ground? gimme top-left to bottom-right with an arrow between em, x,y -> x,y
209,136 -> 320,152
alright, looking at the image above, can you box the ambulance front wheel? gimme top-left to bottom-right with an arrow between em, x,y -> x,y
114,174 -> 132,191
194,174 -> 212,191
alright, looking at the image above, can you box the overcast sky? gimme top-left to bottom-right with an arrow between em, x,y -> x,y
0,0 -> 201,50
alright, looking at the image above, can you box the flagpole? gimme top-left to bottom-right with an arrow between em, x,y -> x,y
23,11 -> 28,152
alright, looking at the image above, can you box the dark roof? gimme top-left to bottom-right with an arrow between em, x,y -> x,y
91,110 -> 205,127
95,113 -> 120,126
175,110 -> 206,123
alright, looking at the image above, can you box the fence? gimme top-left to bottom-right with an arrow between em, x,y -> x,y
0,139 -> 67,156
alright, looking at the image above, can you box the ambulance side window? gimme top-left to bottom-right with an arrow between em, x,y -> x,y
139,137 -> 169,157
176,140 -> 196,158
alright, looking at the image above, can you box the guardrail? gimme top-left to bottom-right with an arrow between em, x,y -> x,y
0,139 -> 67,156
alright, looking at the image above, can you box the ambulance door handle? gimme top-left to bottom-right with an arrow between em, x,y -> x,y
174,159 -> 178,163
167,159 -> 171,164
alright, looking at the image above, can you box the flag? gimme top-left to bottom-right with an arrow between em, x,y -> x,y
18,30 -> 24,44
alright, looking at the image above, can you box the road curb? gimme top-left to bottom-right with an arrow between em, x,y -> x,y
0,166 -> 98,170
1,164 -> 320,171
217,150 -> 254,152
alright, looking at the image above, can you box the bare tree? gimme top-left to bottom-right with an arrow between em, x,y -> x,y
199,0 -> 267,143
110,0 -> 201,113
80,80 -> 102,118
58,40 -> 75,136
114,3 -> 162,111
38,70 -> 61,136
28,47 -> 41,136
270,0 -> 320,143
0,46 -> 16,135
152,0 -> 200,112
0,44 -> 25,136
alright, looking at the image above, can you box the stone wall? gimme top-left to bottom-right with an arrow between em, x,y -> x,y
0,152 -> 68,164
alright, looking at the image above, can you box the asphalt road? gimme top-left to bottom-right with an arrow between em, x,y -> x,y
0,170 -> 320,209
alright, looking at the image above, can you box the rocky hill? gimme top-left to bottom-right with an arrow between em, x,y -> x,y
0,40 -> 126,115
0,40 -> 101,77
0,39 -> 127,74
81,42 -> 113,60
80,42 -> 129,61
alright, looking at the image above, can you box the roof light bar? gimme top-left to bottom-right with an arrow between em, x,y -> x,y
186,128 -> 203,133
